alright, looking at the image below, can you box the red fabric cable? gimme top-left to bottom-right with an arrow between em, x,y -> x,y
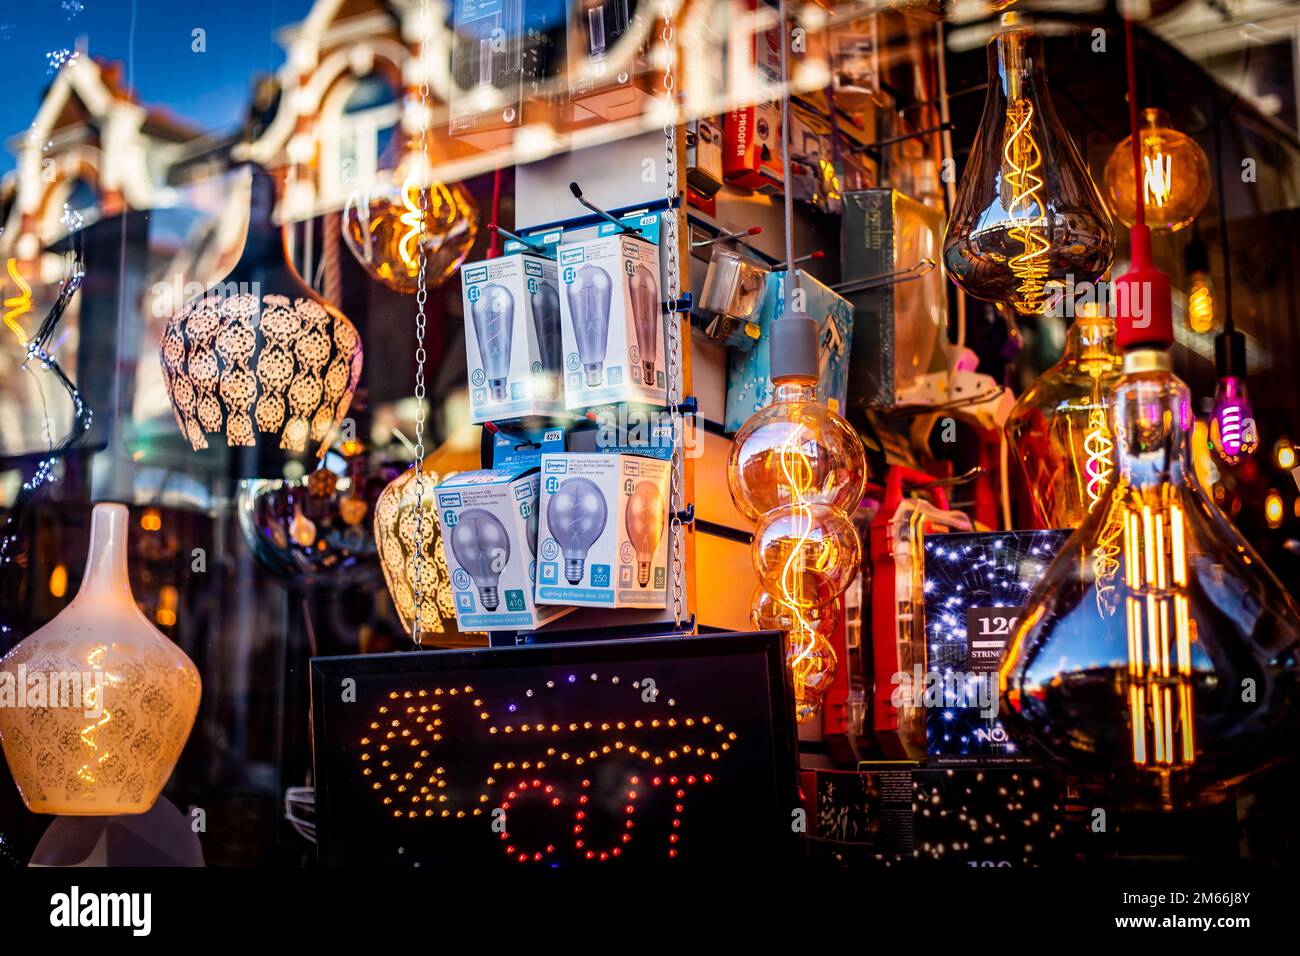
1124,15 -> 1144,228
487,167 -> 503,259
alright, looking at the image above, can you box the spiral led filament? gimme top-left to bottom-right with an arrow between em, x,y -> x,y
1002,98 -> 1050,314
1143,149 -> 1173,209
1121,497 -> 1195,768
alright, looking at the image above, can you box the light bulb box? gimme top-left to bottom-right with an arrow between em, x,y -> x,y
920,529 -> 1069,766
534,452 -> 671,609
557,224 -> 666,410
434,467 -> 573,632
724,270 -> 854,433
460,248 -> 566,424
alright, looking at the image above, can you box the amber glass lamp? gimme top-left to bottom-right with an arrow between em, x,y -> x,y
1104,108 -> 1211,233
0,504 -> 201,814
341,141 -> 479,294
1005,313 -> 1124,529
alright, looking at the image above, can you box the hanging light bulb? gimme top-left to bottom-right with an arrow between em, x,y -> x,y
1000,20 -> 1300,811
1275,438 -> 1296,471
1265,490 -> 1284,529
944,13 -> 1114,316
1183,228 -> 1215,334
1005,313 -> 1125,529
1208,325 -> 1258,464
160,165 -> 363,474
1104,108 -> 1211,234
341,141 -> 479,294
0,504 -> 201,814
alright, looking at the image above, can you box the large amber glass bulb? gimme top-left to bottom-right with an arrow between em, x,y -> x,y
1005,314 -> 1124,528
341,142 -> 479,293
1104,108 -> 1211,234
726,382 -> 867,523
1000,350 -> 1300,811
944,17 -> 1114,316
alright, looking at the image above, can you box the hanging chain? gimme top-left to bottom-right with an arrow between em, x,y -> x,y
661,0 -> 686,632
410,0 -> 432,646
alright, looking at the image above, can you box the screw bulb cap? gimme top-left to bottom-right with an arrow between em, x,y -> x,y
1115,224 -> 1174,351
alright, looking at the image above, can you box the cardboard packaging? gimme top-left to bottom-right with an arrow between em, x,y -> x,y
434,467 -> 573,631
460,251 -> 566,423
920,529 -> 1069,766
724,270 -> 854,433
841,189 -> 948,410
535,453 -> 670,609
557,228 -> 666,409
567,0 -> 658,122
724,0 -> 783,193
448,0 -> 555,143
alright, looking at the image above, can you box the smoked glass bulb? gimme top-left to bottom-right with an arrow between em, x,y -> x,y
1005,315 -> 1124,528
1104,108 -> 1211,234
341,145 -> 479,293
944,17 -> 1114,316
1000,350 -> 1300,811
752,503 -> 861,611
726,382 -> 867,523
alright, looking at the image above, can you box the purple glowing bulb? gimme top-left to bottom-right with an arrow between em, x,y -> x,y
1210,376 -> 1257,463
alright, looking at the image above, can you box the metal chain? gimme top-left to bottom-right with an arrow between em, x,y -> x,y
661,0 -> 685,632
410,0 -> 432,646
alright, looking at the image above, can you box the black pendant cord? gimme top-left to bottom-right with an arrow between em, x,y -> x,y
1211,111 -> 1236,336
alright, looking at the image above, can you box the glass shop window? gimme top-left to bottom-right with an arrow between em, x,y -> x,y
320,73 -> 401,205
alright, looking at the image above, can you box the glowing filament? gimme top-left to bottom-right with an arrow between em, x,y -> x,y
1143,151 -> 1172,208
3,257 -> 32,346
1002,99 -> 1051,313
1122,499 -> 1195,769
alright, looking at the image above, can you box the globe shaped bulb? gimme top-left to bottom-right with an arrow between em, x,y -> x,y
752,503 -> 861,611
341,144 -> 479,293
1104,109 -> 1211,234
727,382 -> 867,523
1000,350 -> 1300,811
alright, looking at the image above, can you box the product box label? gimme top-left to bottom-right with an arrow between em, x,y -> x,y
534,452 -> 671,609
460,252 -> 566,423
557,232 -> 666,410
435,469 -> 572,631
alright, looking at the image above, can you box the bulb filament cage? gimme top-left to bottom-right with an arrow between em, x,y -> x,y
1002,98 -> 1051,314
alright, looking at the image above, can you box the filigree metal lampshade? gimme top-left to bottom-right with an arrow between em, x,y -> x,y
0,503 -> 201,815
374,463 -> 459,638
159,165 -> 362,467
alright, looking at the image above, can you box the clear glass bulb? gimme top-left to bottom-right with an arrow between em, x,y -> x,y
752,503 -> 861,611
1005,315 -> 1124,528
1104,108 -> 1212,234
1000,350 -> 1300,811
727,382 -> 867,523
943,16 -> 1114,316
1209,376 -> 1258,464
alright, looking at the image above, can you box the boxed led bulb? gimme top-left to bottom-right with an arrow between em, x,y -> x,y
557,228 -> 665,409
534,453 -> 671,609
460,251 -> 566,423
434,468 -> 573,631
